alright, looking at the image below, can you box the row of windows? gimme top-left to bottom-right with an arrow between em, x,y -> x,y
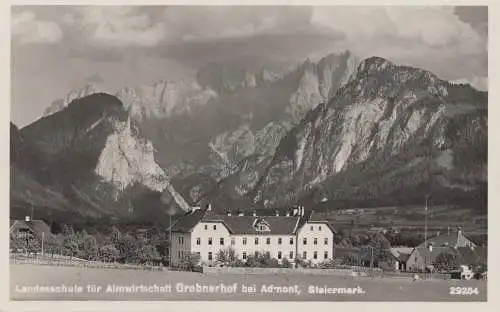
310,225 -> 323,231
201,224 -> 326,232
204,251 -> 330,261
195,237 -> 330,246
303,237 -> 329,245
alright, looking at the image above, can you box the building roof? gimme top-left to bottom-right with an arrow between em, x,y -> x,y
169,208 -> 333,235
306,210 -> 337,233
10,219 -> 57,243
456,246 -> 488,265
418,231 -> 470,248
390,247 -> 413,262
169,209 -> 206,233
412,246 -> 458,263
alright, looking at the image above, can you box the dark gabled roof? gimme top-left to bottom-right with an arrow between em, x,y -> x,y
307,210 -> 337,233
456,246 -> 488,265
474,246 -> 487,263
170,207 -> 335,235
418,231 -> 468,248
390,247 -> 413,262
169,209 -> 205,233
413,246 -> 458,263
10,219 -> 57,243
203,213 -> 302,235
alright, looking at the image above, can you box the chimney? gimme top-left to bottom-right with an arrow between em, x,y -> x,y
25,216 -> 31,222
252,210 -> 257,217
275,210 -> 279,217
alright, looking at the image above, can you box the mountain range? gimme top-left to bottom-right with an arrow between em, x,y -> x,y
10,51 -> 487,223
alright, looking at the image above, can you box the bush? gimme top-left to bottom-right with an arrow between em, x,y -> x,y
281,258 -> 292,268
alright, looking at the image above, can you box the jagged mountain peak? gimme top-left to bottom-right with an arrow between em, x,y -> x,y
17,93 -> 191,220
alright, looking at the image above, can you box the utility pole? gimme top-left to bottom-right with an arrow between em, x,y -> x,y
424,195 -> 429,279
169,214 -> 172,270
41,232 -> 44,256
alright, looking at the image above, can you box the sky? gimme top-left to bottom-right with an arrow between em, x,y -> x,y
11,6 -> 488,127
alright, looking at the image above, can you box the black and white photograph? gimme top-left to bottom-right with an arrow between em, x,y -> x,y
8,3 -> 488,303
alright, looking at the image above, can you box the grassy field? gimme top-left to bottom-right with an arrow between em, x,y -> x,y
10,264 -> 486,301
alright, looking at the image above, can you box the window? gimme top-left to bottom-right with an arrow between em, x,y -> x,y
255,237 -> 259,245
310,226 -> 314,231
278,238 -> 282,245
208,252 -> 213,260
208,237 -> 213,245
266,251 -> 270,258
319,226 -> 322,231
243,252 -> 247,260
266,237 -> 271,245
303,251 -> 307,259
231,238 -> 235,245
314,238 -> 318,245
213,225 -> 217,230
196,237 -> 201,245
278,251 -> 282,259
196,252 -> 201,258
290,237 -> 294,245
324,251 -> 328,259
324,238 -> 328,245
303,238 -> 307,245
181,237 -> 184,244
178,237 -> 182,244
204,225 -> 208,230
178,250 -> 181,258
243,237 -> 247,245
289,251 -> 294,259
313,251 -> 318,259
220,238 -> 224,245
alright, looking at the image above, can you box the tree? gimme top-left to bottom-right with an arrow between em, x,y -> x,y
99,244 -> 119,263
216,247 -> 237,266
61,224 -> 80,258
80,234 -> 99,261
179,252 -> 201,271
433,252 -> 459,272
109,226 -> 123,244
115,234 -> 139,263
137,244 -> 161,265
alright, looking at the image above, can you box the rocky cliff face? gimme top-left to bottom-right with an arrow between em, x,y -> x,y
39,51 -> 357,207
15,93 -> 190,222
247,57 -> 487,209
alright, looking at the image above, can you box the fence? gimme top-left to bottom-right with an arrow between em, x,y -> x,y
10,253 -> 163,272
202,266 -> 383,277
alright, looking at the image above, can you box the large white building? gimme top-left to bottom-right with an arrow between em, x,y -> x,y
168,205 -> 336,267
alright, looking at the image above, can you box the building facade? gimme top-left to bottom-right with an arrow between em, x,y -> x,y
169,206 -> 336,267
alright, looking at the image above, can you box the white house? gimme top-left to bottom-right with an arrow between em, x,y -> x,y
168,205 -> 336,267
